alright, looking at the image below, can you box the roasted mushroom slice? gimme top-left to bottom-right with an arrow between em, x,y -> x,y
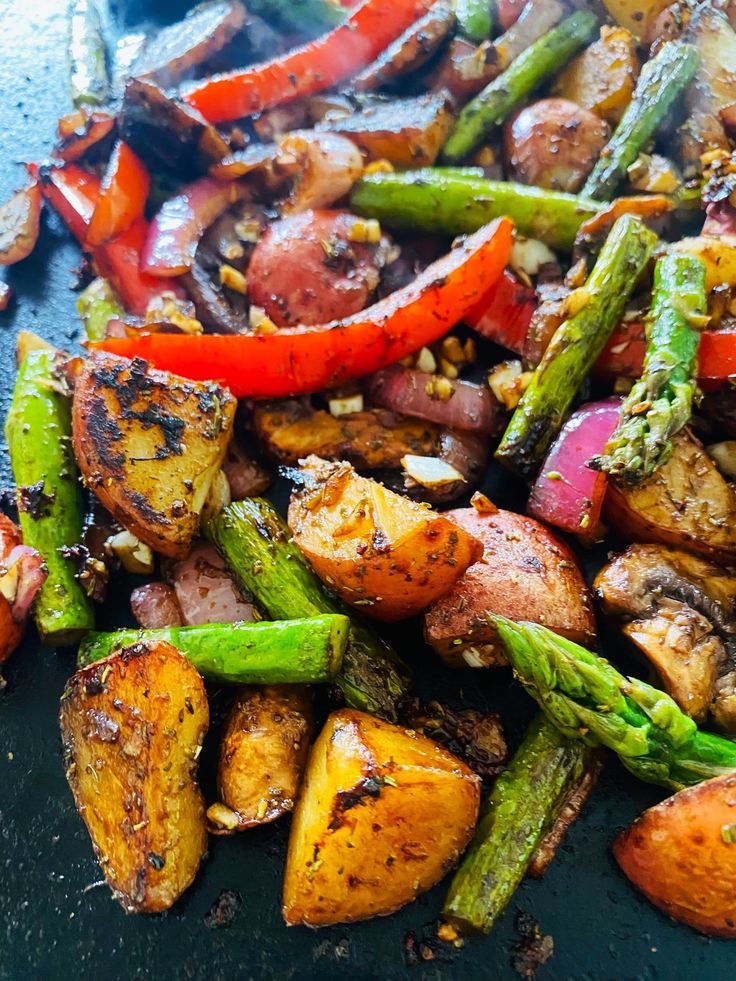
595,544 -> 736,730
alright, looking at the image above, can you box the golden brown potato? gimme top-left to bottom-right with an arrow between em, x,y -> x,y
208,686 -> 313,834
601,0 -> 673,41
282,709 -> 481,927
605,430 -> 736,564
669,235 -> 736,291
424,504 -> 596,668
322,92 -> 454,167
288,457 -> 483,621
614,772 -> 736,937
60,640 -> 209,913
73,353 -> 236,558
553,26 -> 639,124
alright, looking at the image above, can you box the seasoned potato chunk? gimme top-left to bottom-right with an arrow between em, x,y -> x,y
208,685 -> 313,834
60,640 -> 209,913
73,353 -> 235,558
553,26 -> 639,125
282,709 -> 481,926
601,0 -> 672,41
288,457 -> 483,621
614,773 -> 736,937
425,505 -> 596,668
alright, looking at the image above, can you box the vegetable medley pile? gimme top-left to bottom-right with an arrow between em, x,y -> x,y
2,0 -> 736,961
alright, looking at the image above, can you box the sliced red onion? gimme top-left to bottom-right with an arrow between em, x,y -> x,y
527,398 -> 621,544
367,364 -> 500,434
0,545 -> 47,623
0,182 -> 42,266
165,542 -> 259,625
703,199 -> 736,238
131,582 -> 184,629
279,131 -> 364,214
141,177 -> 242,276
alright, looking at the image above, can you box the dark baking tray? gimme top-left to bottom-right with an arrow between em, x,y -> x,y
0,1 -> 730,978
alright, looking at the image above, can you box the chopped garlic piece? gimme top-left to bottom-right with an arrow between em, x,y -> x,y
402,455 -> 463,488
329,394 -> 364,417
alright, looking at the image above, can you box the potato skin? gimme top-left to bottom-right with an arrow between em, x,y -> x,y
614,773 -> 736,937
554,25 -> 639,124
60,640 -> 209,913
605,430 -> 736,564
288,457 -> 483,621
73,353 -> 235,558
424,507 -> 596,667
282,709 -> 481,927
209,685 -> 313,833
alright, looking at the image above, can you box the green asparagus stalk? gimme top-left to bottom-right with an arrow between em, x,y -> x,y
68,0 -> 109,109
76,277 -> 124,342
5,350 -> 94,644
351,170 -> 603,252
581,41 -> 699,201
77,615 -> 348,683
455,0 -> 492,42
496,214 -> 657,477
590,253 -> 707,483
490,615 -> 736,790
205,499 -> 411,721
443,714 -> 593,934
442,10 -> 598,162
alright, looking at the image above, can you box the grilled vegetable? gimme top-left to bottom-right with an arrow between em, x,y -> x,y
288,457 -> 482,622
553,25 -> 639,125
206,498 -> 411,720
68,0 -> 108,109
163,542 -> 259,626
60,641 -> 209,912
442,10 -> 598,163
605,429 -> 736,564
424,503 -> 595,668
77,615 -> 348,683
601,0 -> 671,40
443,715 -> 596,934
221,439 -> 271,500
352,170 -> 601,251
669,235 -> 736,291
614,772 -> 736,937
0,515 -> 47,669
5,349 -> 94,645
591,254 -> 707,484
595,544 -> 736,731
87,141 -> 150,247
208,686 -> 313,833
497,214 -> 657,478
279,132 -> 364,214
131,582 -> 184,630
76,277 -> 123,342
245,0 -> 344,35
0,181 -> 42,266
490,615 -> 736,790
454,0 -> 492,41
282,709 -> 481,926
72,354 -> 236,559
581,41 -> 699,200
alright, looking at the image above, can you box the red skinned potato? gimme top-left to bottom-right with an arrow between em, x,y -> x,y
614,772 -> 736,937
504,98 -> 610,193
288,457 -> 483,622
282,708 -> 481,926
246,210 -> 388,327
425,500 -> 596,667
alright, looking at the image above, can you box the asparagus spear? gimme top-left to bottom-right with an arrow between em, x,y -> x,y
351,170 -> 603,252
581,41 -> 699,201
490,615 -> 736,790
68,0 -> 109,109
443,714 -> 594,934
455,0 -> 492,42
205,499 -> 411,721
590,253 -> 707,483
5,350 -> 94,645
442,10 -> 598,163
77,615 -> 348,683
76,277 -> 123,342
496,214 -> 657,477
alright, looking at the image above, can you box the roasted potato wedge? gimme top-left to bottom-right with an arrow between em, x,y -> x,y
60,640 -> 209,913
73,353 -> 236,558
208,685 -> 313,834
614,772 -> 736,937
288,457 -> 483,621
424,505 -> 596,668
282,709 -> 481,927
605,430 -> 736,564
553,25 -> 639,125
669,235 -> 736,291
601,0 -> 672,40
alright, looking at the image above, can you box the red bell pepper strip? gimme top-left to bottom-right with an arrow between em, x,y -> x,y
463,269 -> 537,355
37,163 -> 180,317
93,216 -> 514,398
87,141 -> 150,247
183,0 -> 435,123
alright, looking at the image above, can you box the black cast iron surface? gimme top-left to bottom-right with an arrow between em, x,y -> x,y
0,2 -> 731,978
